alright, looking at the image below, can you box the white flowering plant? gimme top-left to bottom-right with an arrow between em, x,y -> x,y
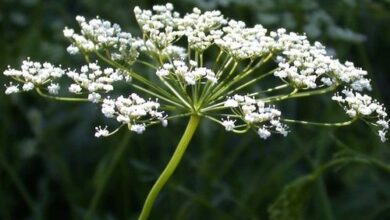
3,3 -> 388,219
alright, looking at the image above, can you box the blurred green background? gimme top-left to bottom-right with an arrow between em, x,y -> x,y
0,0 -> 390,219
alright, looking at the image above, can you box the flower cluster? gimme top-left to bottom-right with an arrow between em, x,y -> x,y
223,95 -> 288,139
273,29 -> 371,91
134,3 -> 182,50
66,62 -> 127,103
156,60 -> 217,85
179,7 -> 226,51
215,20 -> 273,60
3,59 -> 65,94
332,89 -> 388,142
98,94 -> 166,136
64,16 -> 139,63
2,3 -> 388,142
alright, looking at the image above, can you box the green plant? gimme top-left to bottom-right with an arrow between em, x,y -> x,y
3,3 -> 388,219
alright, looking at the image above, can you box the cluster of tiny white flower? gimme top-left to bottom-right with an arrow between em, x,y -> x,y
3,58 -> 131,103
223,95 -> 288,139
160,45 -> 187,60
272,29 -> 371,91
134,3 -> 182,50
3,58 -> 65,94
156,60 -> 217,85
66,62 -> 126,103
332,89 -> 388,142
2,3 -> 388,143
178,7 -> 226,51
98,93 -> 166,136
215,20 -> 274,60
64,16 -> 139,63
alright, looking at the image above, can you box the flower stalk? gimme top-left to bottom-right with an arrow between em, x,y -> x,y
138,115 -> 200,220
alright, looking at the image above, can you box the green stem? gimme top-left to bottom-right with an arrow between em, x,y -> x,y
136,60 -> 157,69
36,88 -> 88,102
131,84 -> 185,108
160,78 -> 193,110
84,134 -> 131,220
262,85 -> 339,103
282,118 -> 357,127
207,55 -> 273,104
224,69 -> 277,96
95,51 -> 174,100
138,115 -> 200,220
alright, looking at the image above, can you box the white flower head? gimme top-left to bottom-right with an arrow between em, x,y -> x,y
98,94 -> 166,136
48,83 -> 60,95
130,124 -> 146,134
3,59 -> 65,92
258,127 -> 271,139
4,83 -> 20,95
22,82 -> 34,91
223,94 -> 288,138
379,130 -> 387,143
95,126 -> 109,138
157,61 -> 218,85
65,16 -> 139,62
222,118 -> 236,131
333,89 -> 388,142
67,62 -> 124,99
88,92 -> 101,103
224,98 -> 239,108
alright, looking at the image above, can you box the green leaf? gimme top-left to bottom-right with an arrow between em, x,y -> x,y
268,175 -> 316,220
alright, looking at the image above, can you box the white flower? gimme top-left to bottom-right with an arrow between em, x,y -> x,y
379,130 -> 387,142
69,84 -> 82,93
101,98 -> 116,118
258,128 -> 271,139
332,89 -> 388,142
161,45 -> 187,59
162,119 -> 168,127
65,16 -> 139,62
157,60 -> 218,85
156,68 -> 170,77
3,59 -> 65,91
351,78 -> 371,91
63,27 -> 74,38
66,62 -> 123,97
66,45 -> 79,55
377,119 -> 389,129
131,124 -> 146,134
333,89 -> 387,118
88,92 -> 101,103
22,82 -> 34,91
222,118 -> 235,131
224,98 -> 239,108
178,8 -> 226,51
224,94 -> 287,138
134,3 -> 182,49
48,83 -> 60,95
95,126 -> 109,138
4,83 -> 20,94
99,94 -> 166,134
331,94 -> 344,102
216,20 -> 272,59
